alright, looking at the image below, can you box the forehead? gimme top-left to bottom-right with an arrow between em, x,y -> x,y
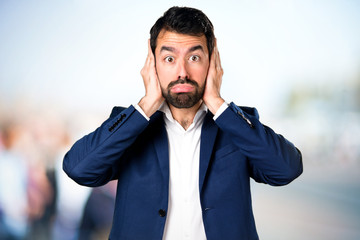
156,30 -> 208,54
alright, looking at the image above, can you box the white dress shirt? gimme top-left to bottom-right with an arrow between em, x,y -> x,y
135,102 -> 228,240
160,102 -> 207,240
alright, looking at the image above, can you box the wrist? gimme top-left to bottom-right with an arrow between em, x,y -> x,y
205,96 -> 225,115
138,95 -> 164,118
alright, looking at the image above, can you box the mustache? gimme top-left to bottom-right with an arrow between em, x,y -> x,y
167,77 -> 199,89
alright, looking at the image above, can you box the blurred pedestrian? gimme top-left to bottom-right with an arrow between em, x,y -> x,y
0,123 -> 29,240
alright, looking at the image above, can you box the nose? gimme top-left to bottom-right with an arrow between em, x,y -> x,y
177,60 -> 189,80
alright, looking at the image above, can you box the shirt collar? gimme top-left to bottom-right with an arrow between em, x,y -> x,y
159,102 -> 208,131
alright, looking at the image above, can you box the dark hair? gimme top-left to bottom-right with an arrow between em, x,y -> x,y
150,6 -> 215,57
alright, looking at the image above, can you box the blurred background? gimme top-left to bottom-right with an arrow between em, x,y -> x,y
0,0 -> 359,239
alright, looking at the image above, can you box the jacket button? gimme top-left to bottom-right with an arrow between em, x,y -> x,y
158,209 -> 166,217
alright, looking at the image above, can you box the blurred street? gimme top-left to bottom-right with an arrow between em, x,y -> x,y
253,165 -> 360,240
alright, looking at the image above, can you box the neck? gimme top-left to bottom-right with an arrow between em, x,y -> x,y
168,100 -> 203,130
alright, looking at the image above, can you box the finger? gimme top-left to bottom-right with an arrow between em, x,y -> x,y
214,46 -> 223,73
143,40 -> 151,67
212,46 -> 219,70
214,38 -> 218,63
209,46 -> 216,70
216,49 -> 222,71
148,39 -> 155,60
214,46 -> 219,69
147,39 -> 151,56
216,44 -> 221,66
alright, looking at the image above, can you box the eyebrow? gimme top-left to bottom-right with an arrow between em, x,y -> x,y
160,46 -> 175,53
159,45 -> 205,54
189,45 -> 204,53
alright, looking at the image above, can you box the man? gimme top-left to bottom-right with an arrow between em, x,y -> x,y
63,6 -> 303,240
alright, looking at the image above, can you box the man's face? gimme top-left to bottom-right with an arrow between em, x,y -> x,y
155,30 -> 210,108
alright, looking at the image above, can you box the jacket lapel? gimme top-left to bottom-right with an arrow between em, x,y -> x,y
150,110 -> 218,192
150,111 -> 169,183
199,111 -> 218,192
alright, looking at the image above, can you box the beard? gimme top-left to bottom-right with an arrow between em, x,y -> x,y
161,77 -> 205,109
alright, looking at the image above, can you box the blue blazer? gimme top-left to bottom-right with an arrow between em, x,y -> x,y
63,102 -> 302,240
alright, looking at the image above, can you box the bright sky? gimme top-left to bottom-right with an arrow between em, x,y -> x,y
1,0 -> 359,116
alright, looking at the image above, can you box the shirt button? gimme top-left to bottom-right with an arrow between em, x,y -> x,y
158,209 -> 166,217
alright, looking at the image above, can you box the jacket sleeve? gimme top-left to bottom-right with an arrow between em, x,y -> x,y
63,105 -> 149,187
215,102 -> 303,186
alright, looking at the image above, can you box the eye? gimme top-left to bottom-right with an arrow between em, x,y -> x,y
189,55 -> 200,62
164,56 -> 174,63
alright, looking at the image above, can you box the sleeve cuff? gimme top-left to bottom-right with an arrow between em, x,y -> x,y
213,101 -> 229,120
134,104 -> 150,121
